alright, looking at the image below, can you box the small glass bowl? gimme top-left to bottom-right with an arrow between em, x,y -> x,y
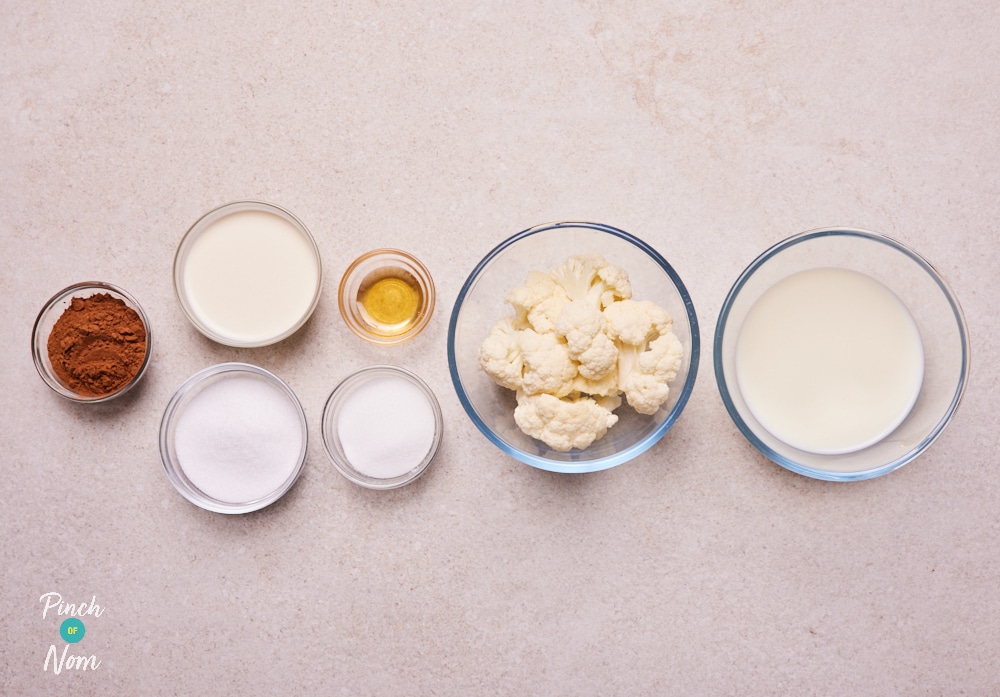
715,228 -> 971,481
173,200 -> 323,347
448,222 -> 700,473
338,249 -> 436,345
32,282 -> 153,403
159,363 -> 308,514
322,365 -> 443,490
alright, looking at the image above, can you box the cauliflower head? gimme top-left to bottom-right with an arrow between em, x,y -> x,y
478,316 -> 524,391
479,320 -> 578,397
553,300 -> 618,380
514,391 -> 619,452
505,270 -> 570,333
518,329 -> 578,398
605,299 -> 684,415
549,254 -> 632,309
619,336 -> 683,414
603,299 -> 673,346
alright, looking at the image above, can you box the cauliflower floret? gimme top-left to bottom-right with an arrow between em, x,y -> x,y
514,391 -> 619,452
518,329 -> 577,398
505,270 -> 570,333
638,331 -> 683,383
553,300 -> 618,380
604,299 -> 683,415
549,254 -> 632,309
478,254 -> 684,451
603,299 -> 673,345
619,371 -> 669,416
618,333 -> 683,414
479,321 -> 580,398
478,317 -> 524,391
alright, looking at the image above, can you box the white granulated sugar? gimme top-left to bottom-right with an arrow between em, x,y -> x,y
174,375 -> 303,503
337,376 -> 435,479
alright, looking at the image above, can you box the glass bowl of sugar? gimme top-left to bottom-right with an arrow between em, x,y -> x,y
714,228 -> 970,481
159,363 -> 308,513
322,365 -> 443,490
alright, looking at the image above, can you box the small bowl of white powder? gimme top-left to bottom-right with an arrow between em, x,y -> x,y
159,362 -> 309,513
322,365 -> 443,490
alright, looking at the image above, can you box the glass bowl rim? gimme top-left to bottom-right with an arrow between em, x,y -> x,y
172,199 -> 324,348
321,364 -> 443,489
713,226 -> 972,481
158,361 -> 309,513
447,220 -> 701,473
31,280 -> 153,403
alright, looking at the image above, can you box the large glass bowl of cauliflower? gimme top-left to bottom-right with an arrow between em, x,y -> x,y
448,222 -> 700,473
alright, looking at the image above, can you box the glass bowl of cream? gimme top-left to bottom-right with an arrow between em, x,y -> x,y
173,200 -> 323,347
321,365 -> 443,490
714,228 -> 970,481
159,363 -> 308,513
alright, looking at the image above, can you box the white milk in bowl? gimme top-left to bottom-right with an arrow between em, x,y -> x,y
735,267 -> 924,455
177,202 -> 322,347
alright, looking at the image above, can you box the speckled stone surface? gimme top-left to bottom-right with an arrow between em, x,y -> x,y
2,2 -> 998,694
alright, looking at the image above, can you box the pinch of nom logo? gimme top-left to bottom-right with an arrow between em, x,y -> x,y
39,592 -> 104,674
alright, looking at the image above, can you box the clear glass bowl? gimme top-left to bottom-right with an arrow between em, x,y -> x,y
338,249 -> 436,345
448,221 -> 701,473
159,363 -> 309,513
173,200 -> 323,347
322,365 -> 443,489
714,228 -> 971,481
32,282 -> 153,403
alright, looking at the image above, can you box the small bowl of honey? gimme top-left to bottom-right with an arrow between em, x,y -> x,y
338,249 -> 436,345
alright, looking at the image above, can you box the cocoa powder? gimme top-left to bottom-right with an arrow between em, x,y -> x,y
47,293 -> 148,397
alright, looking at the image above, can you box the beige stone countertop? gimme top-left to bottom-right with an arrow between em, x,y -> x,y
2,2 -> 998,695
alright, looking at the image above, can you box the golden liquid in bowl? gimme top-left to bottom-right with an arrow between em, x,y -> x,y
357,268 -> 423,335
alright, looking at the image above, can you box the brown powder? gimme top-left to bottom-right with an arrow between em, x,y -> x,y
47,293 -> 149,397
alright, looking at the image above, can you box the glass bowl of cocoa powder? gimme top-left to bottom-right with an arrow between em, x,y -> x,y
32,282 -> 152,403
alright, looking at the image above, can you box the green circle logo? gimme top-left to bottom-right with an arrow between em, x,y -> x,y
60,618 -> 85,643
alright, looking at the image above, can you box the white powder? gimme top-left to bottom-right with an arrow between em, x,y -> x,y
337,375 -> 436,479
174,374 -> 304,503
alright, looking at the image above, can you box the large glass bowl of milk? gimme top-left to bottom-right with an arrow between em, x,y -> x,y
174,201 -> 323,347
715,228 -> 970,481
